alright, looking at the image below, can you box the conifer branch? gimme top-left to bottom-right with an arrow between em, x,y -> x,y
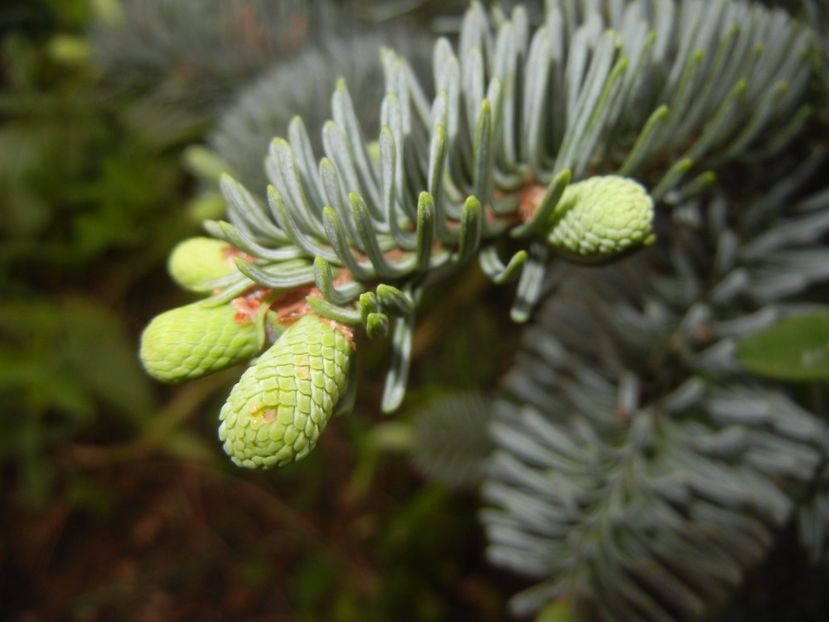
483,155 -> 829,619
141,0 -> 816,469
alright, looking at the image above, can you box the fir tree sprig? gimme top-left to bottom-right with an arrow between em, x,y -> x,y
141,0 -> 816,469
482,155 -> 829,619
208,29 -> 436,193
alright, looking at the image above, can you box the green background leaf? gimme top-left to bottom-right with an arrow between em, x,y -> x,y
738,310 -> 829,381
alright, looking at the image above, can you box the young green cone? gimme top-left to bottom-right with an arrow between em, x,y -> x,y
218,313 -> 354,469
140,300 -> 260,383
167,236 -> 239,292
546,175 -> 655,262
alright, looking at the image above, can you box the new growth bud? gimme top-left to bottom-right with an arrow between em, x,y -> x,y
140,301 -> 260,382
218,313 -> 354,469
546,175 -> 655,262
167,236 -> 242,292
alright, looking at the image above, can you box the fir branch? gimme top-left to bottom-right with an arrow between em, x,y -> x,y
483,156 -> 829,620
141,0 -> 818,469
208,29 -> 435,193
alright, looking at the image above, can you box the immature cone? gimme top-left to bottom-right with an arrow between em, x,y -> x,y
218,313 -> 354,469
140,301 -> 260,382
167,236 -> 239,292
546,175 -> 655,262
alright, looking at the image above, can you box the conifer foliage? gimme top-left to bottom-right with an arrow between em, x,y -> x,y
140,0 -> 816,473
208,30 -> 436,193
485,163 -> 829,619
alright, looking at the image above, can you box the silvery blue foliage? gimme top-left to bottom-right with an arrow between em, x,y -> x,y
209,29 -> 435,193
195,0 -> 814,416
483,154 -> 829,619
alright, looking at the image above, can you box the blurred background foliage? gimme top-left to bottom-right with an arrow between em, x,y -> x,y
1,1 -> 827,621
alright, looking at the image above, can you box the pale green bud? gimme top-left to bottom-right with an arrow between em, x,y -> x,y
140,301 -> 259,383
182,146 -> 231,184
218,313 -> 354,469
186,193 -> 226,224
546,175 -> 655,262
167,237 -> 240,292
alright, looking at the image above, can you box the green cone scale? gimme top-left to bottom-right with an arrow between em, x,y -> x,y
218,313 -> 354,469
140,300 -> 260,383
546,176 -> 655,262
167,236 -> 239,292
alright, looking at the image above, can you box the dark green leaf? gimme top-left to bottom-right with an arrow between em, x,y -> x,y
737,310 -> 829,381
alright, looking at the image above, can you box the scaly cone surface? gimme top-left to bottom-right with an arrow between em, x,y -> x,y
140,300 -> 262,382
218,313 -> 354,468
